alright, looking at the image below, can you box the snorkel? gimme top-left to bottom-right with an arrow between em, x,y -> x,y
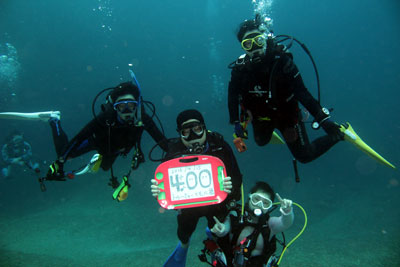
129,69 -> 143,126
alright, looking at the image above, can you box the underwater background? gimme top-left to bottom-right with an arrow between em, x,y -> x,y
0,0 -> 399,266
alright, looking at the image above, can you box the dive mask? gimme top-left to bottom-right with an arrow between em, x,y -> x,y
250,193 -> 273,211
179,122 -> 205,140
241,34 -> 266,51
113,100 -> 138,113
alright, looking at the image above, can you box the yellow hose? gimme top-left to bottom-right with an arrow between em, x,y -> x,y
273,202 -> 308,266
241,183 -> 245,217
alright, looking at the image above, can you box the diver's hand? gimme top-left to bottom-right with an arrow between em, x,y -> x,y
223,176 -> 232,194
276,193 -> 292,215
210,216 -> 226,237
108,177 -> 119,189
151,179 -> 160,198
234,121 -> 247,139
46,160 -> 65,181
321,119 -> 344,140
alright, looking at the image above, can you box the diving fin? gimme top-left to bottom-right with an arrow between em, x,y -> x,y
74,154 -> 102,176
0,111 -> 60,121
163,242 -> 188,267
340,123 -> 396,169
270,131 -> 285,144
90,154 -> 102,173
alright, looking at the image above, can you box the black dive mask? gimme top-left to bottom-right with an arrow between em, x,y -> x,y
179,122 -> 205,141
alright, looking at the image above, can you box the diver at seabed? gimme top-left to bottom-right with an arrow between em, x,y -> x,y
1,131 -> 40,178
199,181 -> 294,267
228,17 -> 344,164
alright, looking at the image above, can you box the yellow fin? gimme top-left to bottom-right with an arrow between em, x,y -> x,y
269,131 -> 285,144
340,123 -> 396,169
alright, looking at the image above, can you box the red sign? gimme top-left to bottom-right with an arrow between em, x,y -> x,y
154,155 -> 228,209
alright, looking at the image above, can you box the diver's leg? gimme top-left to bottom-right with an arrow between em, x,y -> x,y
283,120 -> 339,163
252,119 -> 274,146
177,209 -> 200,245
49,118 -> 69,158
99,155 -> 117,171
163,210 -> 197,266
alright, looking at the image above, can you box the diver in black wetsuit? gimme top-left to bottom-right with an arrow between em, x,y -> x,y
150,109 -> 242,267
228,19 -> 343,163
45,81 -> 168,183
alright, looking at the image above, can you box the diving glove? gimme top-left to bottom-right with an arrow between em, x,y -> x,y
46,160 -> 65,181
233,121 -> 248,139
108,176 -> 120,189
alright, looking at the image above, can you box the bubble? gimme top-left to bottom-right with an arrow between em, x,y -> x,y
95,0 -> 114,32
388,178 -> 399,187
162,95 -> 174,107
355,156 -> 377,175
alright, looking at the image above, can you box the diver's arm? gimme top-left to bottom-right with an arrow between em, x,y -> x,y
142,112 -> 169,152
210,214 -> 232,238
268,193 -> 294,237
228,70 -> 241,124
268,209 -> 294,237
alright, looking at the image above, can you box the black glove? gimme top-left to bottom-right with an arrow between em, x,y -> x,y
46,160 -> 65,181
321,119 -> 344,140
234,121 -> 248,139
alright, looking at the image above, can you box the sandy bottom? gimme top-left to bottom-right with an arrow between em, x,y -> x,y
1,166 -> 399,267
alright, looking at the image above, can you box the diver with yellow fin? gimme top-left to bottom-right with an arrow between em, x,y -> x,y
228,17 -> 346,168
228,16 -> 396,176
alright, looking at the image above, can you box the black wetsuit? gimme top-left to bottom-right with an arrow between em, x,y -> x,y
164,132 -> 242,244
228,51 -> 339,163
50,107 -> 168,170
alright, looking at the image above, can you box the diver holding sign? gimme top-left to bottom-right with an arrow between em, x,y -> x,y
151,109 -> 242,267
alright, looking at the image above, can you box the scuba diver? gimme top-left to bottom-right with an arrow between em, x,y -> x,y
150,109 -> 242,267
200,181 -> 294,267
1,131 -> 40,178
44,81 -> 168,195
228,17 -> 344,164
